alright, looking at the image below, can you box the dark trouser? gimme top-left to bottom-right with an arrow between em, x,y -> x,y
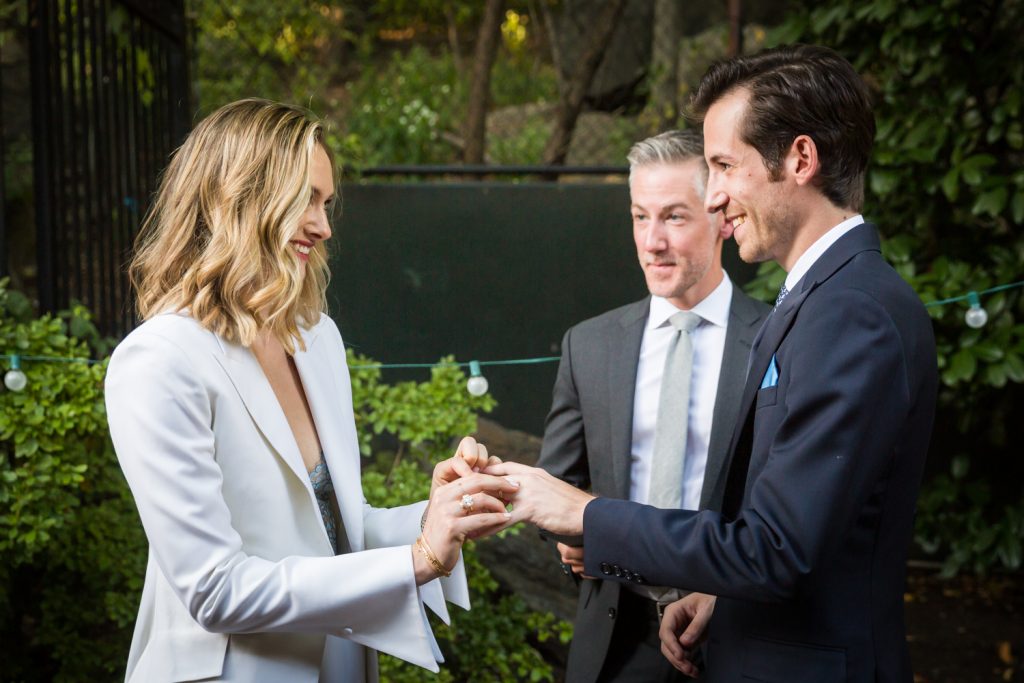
596,589 -> 698,683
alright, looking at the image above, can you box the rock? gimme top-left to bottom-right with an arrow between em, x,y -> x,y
474,416 -> 544,467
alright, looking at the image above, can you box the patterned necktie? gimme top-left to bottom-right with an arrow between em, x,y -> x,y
648,311 -> 702,510
775,283 -> 790,309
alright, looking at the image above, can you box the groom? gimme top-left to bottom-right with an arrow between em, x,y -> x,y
491,44 -> 937,682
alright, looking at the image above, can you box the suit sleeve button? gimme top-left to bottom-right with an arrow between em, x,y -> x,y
343,627 -> 353,635
613,565 -> 623,577
600,562 -> 612,575
608,607 -> 617,619
635,574 -> 645,584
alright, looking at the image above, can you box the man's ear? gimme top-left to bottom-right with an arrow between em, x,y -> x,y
786,134 -> 819,187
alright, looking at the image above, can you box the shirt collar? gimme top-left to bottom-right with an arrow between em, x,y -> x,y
784,214 -> 864,292
648,272 -> 733,331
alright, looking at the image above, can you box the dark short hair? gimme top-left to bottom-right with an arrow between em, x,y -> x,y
627,130 -> 707,196
690,44 -> 875,211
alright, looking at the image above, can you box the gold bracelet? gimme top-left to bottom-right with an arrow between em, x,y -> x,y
415,535 -> 451,578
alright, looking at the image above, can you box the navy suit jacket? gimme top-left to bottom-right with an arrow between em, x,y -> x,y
583,224 -> 938,683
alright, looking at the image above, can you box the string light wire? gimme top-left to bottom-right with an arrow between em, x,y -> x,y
4,281 -> 1023,393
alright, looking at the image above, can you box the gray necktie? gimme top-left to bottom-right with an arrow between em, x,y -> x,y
648,311 -> 702,510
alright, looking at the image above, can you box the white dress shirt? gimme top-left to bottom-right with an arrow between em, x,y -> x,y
629,274 -> 733,510
784,214 -> 865,292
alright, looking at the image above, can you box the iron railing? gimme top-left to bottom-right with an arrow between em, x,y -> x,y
28,0 -> 189,337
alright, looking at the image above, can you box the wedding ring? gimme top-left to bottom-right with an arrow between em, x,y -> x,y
460,493 -> 474,513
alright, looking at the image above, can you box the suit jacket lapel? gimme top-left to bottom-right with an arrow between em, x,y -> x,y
700,289 -> 764,510
722,223 -> 884,510
607,298 -> 648,500
215,338 -> 311,489
292,323 -> 365,553
745,223 -> 882,408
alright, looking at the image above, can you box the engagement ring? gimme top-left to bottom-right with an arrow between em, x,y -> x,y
460,494 -> 474,512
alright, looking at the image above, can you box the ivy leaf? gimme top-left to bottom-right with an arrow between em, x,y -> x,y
960,154 -> 997,186
972,187 -> 1008,216
941,167 -> 959,201
870,169 -> 900,196
1011,190 -> 1024,224
1004,353 -> 1024,382
985,363 -> 1008,388
944,348 -> 976,384
973,343 -> 1004,362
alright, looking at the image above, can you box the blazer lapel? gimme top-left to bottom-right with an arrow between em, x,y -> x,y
292,323 -> 366,553
215,339 -> 311,489
700,289 -> 764,510
607,299 -> 648,500
721,223 -> 884,508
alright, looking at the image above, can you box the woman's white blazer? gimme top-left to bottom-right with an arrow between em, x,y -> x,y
105,312 -> 469,683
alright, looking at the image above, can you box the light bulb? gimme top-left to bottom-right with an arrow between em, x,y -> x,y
4,356 -> 26,392
965,305 -> 988,328
4,369 -> 27,392
466,360 -> 489,396
965,291 -> 987,328
467,374 -> 489,396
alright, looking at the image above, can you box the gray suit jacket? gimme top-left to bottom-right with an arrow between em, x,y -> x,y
537,286 -> 769,683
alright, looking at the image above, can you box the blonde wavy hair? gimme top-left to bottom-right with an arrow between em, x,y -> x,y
130,98 -> 333,353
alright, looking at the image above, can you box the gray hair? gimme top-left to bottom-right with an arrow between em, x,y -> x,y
627,129 -> 708,197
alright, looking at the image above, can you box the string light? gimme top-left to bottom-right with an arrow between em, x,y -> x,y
922,279 -> 1024,330
1,353 -> 102,394
964,291 -> 988,329
466,360 -> 489,397
4,355 -> 27,392
348,356 -> 561,370
2,281 -> 1021,394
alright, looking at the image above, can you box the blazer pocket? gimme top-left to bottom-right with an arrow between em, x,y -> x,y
740,635 -> 846,682
755,386 -> 778,409
133,629 -> 229,683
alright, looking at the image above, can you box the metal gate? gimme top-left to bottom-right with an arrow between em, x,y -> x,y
28,0 -> 190,336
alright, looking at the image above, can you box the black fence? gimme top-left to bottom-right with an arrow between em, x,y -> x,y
26,0 -> 190,337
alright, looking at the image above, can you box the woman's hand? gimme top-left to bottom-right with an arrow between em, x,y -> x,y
419,436 -> 503,534
413,470 -> 519,585
430,436 -> 502,498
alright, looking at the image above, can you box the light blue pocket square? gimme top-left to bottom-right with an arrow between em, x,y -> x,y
760,354 -> 779,389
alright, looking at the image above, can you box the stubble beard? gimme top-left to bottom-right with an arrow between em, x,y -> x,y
737,191 -> 796,265
646,257 -> 710,301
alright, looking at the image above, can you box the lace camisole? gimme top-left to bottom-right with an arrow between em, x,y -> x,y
308,454 -> 342,555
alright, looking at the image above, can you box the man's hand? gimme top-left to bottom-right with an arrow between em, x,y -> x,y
557,542 -> 595,579
483,461 -> 594,536
659,592 -> 716,678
